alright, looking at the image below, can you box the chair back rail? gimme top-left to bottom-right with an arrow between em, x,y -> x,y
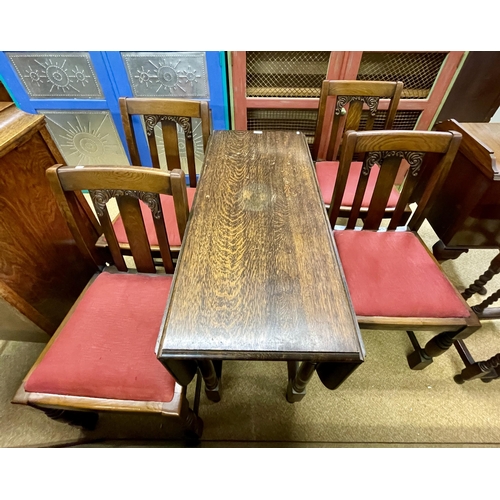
312,80 -> 404,162
46,165 -> 189,274
119,97 -> 211,188
328,130 -> 462,230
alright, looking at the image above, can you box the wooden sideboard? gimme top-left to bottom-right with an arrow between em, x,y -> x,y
422,120 -> 500,260
0,102 -> 98,340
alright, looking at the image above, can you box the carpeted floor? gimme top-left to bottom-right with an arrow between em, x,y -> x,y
1,221 -> 499,448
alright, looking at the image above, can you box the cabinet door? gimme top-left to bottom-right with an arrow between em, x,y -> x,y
105,51 -> 229,175
339,51 -> 465,130
230,51 -> 465,143
0,51 -> 130,166
231,51 -> 338,140
0,51 -> 229,177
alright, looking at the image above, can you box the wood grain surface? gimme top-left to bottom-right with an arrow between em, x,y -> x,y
436,120 -> 500,180
0,108 -> 96,333
158,130 -> 364,362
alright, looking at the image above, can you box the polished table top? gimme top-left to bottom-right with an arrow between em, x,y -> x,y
156,130 -> 364,364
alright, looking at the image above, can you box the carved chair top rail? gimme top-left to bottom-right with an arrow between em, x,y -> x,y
328,129 -> 462,230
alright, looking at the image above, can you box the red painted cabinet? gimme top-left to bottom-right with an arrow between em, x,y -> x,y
230,51 -> 465,147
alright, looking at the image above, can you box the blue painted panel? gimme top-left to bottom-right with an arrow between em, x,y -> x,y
0,52 -> 36,113
206,51 -> 229,130
104,51 -> 151,166
0,51 -> 229,171
102,51 -> 229,168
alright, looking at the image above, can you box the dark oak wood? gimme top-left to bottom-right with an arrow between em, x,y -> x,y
108,98 -> 211,258
428,120 -> 500,259
329,129 -> 481,369
312,80 -> 403,162
0,103 -> 97,336
311,80 -> 411,223
453,340 -> 500,384
12,164 -> 202,439
436,52 -> 500,124
119,97 -> 211,187
428,122 -> 500,319
157,130 -> 365,401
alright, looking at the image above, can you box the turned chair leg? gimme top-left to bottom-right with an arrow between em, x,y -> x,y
453,340 -> 500,384
40,407 -> 99,431
407,330 -> 461,370
462,252 -> 500,300
180,405 -> 204,440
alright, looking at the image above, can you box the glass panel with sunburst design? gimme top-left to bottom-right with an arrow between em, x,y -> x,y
122,52 -> 209,98
6,52 -> 103,98
41,111 -> 129,166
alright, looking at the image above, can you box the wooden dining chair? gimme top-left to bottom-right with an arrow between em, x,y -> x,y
452,256 -> 500,384
312,80 -> 406,221
107,97 -> 211,255
12,164 -> 203,439
453,340 -> 500,384
322,129 -> 481,384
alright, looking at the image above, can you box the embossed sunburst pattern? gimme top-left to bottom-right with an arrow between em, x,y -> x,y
7,52 -> 102,98
43,111 -> 129,165
122,52 -> 209,98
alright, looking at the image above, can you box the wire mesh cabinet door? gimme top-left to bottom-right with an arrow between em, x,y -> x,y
230,50 -> 466,143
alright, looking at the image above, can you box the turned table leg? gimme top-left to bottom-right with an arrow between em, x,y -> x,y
198,359 -> 221,402
286,361 -> 317,403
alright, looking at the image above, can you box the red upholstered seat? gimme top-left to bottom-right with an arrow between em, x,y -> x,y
333,230 -> 471,318
113,187 -> 197,247
316,161 -> 400,207
25,272 -> 176,403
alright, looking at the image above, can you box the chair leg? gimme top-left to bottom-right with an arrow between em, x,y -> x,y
453,341 -> 500,384
179,398 -> 203,440
39,407 -> 99,431
407,329 -> 461,370
432,240 -> 468,262
462,251 -> 500,300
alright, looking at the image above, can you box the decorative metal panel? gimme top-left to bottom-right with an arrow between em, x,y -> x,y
246,51 -> 330,98
356,52 -> 448,99
122,52 -> 209,98
6,52 -> 103,98
41,111 -> 129,166
146,117 -> 205,174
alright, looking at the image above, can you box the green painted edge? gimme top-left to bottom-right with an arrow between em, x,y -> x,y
428,51 -> 469,130
219,51 -> 230,130
226,51 -> 235,130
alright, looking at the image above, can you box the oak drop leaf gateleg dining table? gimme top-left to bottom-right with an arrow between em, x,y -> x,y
156,130 -> 365,403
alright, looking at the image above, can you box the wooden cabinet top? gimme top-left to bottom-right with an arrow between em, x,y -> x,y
157,130 -> 364,363
435,119 -> 500,181
0,103 -> 45,157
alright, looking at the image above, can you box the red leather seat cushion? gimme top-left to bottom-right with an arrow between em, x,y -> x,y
316,161 -> 400,207
334,230 -> 471,318
25,272 -> 176,403
113,187 -> 196,247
